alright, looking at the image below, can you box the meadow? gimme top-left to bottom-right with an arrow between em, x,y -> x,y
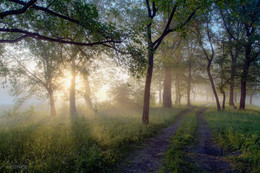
0,105 -> 184,172
0,104 -> 260,172
204,107 -> 260,172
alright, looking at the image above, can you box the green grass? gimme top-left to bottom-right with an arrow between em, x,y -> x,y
0,105 -> 184,172
161,107 -> 201,173
204,107 -> 260,173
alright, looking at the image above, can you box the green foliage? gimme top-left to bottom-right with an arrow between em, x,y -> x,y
0,105 -> 183,172
204,107 -> 260,172
162,109 -> 199,172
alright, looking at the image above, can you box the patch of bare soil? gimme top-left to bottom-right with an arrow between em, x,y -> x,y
186,109 -> 233,173
116,109 -> 191,173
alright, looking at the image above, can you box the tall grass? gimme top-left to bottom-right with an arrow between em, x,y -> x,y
204,107 -> 260,173
0,105 -> 184,172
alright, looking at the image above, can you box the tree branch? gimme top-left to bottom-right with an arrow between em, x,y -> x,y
153,6 -> 199,50
153,4 -> 177,50
8,0 -> 83,26
0,0 -> 37,19
146,0 -> 152,18
219,8 -> 238,41
0,28 -> 121,47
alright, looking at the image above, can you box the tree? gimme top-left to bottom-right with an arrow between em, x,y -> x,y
159,32 -> 182,108
142,0 -> 200,124
0,0 -> 121,47
193,14 -> 221,111
3,40 -> 62,116
215,42 -> 231,110
218,0 -> 260,110
181,34 -> 203,106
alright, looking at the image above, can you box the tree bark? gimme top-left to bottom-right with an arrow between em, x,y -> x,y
163,66 -> 172,108
229,53 -> 236,107
49,89 -> 56,117
207,66 -> 221,111
142,51 -> 153,124
175,74 -> 180,105
187,61 -> 192,106
239,48 -> 251,110
70,58 -> 77,117
221,91 -> 225,110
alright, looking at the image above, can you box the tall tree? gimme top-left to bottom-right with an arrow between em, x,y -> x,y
193,15 -> 221,111
142,0 -> 200,124
181,35 -> 202,106
218,0 -> 260,110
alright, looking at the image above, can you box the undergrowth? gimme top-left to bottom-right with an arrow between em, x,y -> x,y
204,107 -> 260,173
0,105 -> 184,172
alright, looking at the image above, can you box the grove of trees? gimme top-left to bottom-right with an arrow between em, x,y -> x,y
0,0 -> 259,124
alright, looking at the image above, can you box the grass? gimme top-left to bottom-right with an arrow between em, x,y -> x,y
161,107 -> 201,172
0,104 -> 184,172
204,107 -> 260,173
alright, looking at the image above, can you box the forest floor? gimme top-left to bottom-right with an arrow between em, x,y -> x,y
117,107 -> 233,173
117,109 -> 191,173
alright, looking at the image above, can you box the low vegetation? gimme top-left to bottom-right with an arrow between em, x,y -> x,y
204,107 -> 260,173
162,107 -> 200,172
0,105 -> 184,172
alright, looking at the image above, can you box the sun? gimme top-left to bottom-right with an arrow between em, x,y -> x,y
62,74 -> 84,90
65,77 -> 71,89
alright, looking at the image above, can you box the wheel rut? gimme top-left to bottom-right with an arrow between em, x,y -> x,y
117,109 -> 191,173
186,109 -> 233,173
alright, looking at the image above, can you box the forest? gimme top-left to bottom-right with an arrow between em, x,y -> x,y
0,0 -> 259,172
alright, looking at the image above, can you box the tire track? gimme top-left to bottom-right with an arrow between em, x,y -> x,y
186,109 -> 233,173
117,109 -> 191,173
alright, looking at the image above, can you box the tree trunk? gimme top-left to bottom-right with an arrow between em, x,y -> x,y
194,88 -> 196,102
206,90 -> 209,102
175,74 -> 180,105
222,91 -> 225,110
142,51 -> 153,124
249,94 -> 253,105
239,48 -> 251,110
84,77 -> 94,111
70,59 -> 77,117
163,66 -> 172,108
49,89 -> 56,117
229,58 -> 236,106
159,87 -> 162,105
207,66 -> 221,111
234,92 -> 237,104
187,62 -> 192,106
142,17 -> 155,124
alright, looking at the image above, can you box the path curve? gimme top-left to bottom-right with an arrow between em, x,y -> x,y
117,109 -> 191,173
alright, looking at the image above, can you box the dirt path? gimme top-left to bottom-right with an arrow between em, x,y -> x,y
117,109 -> 191,173
186,109 -> 233,172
